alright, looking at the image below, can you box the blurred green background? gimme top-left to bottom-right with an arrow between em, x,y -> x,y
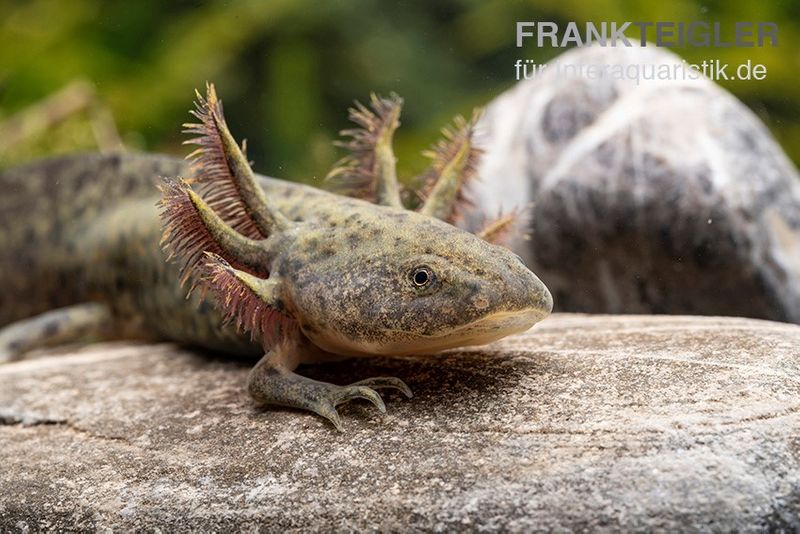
1,0 -> 798,183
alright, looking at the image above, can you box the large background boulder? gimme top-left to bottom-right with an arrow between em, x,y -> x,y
471,45 -> 800,323
2,314 -> 799,530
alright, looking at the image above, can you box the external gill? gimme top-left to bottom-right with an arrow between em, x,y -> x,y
477,205 -> 533,245
157,84 -> 289,322
329,96 -> 524,246
157,178 -> 270,292
183,82 -> 289,238
202,252 -> 296,350
325,93 -> 404,208
417,109 -> 483,223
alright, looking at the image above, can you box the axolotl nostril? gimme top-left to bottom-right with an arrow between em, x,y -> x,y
0,84 -> 552,431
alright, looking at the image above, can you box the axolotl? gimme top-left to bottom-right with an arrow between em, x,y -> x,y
0,85 -> 552,430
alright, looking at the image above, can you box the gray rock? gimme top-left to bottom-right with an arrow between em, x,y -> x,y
1,314 -> 799,530
472,45 -> 800,322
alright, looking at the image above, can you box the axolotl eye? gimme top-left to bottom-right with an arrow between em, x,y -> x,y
410,266 -> 435,288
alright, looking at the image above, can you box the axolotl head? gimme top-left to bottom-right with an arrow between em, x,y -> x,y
278,203 -> 553,357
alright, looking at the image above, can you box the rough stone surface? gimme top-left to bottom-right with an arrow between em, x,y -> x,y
1,314 -> 799,531
471,45 -> 800,323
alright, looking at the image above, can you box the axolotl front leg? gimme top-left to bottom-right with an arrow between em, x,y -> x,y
248,334 -> 411,431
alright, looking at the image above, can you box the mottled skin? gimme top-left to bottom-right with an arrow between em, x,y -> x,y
0,89 -> 552,429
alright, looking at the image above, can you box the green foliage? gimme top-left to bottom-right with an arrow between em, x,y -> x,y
1,0 -> 798,179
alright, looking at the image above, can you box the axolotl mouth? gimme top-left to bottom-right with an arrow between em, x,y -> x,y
380,293 -> 553,356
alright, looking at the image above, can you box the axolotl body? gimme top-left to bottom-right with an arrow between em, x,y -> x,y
0,86 -> 552,429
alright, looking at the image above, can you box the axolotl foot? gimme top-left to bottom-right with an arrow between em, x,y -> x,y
248,348 -> 412,431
